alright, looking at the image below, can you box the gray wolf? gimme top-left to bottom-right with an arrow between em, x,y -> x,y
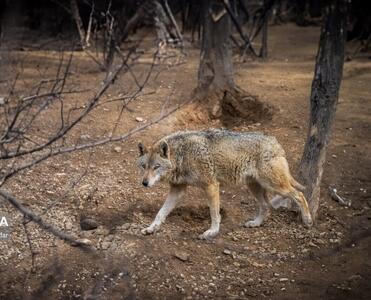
137,129 -> 312,239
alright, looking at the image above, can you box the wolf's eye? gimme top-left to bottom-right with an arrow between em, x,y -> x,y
140,163 -> 146,169
153,164 -> 161,170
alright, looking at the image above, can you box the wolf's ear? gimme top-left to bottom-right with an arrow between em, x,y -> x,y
159,141 -> 170,159
138,142 -> 147,156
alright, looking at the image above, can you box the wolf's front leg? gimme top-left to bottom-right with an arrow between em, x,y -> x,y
142,184 -> 186,235
199,182 -> 221,240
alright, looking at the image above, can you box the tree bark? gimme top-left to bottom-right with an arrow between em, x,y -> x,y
259,7 -> 268,59
298,0 -> 347,219
197,0 -> 234,117
198,0 -> 234,90
194,0 -> 273,122
163,0 -> 184,46
70,0 -> 86,49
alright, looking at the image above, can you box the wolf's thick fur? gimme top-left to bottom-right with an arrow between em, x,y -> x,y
137,129 -> 312,239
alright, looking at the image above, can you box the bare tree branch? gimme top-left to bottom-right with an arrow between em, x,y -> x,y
0,190 -> 94,251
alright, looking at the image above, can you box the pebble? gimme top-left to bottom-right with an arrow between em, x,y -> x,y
121,223 -> 131,230
80,134 -> 91,140
96,226 -> 110,236
114,146 -> 122,153
348,274 -> 362,281
101,242 -> 111,250
80,218 -> 98,231
65,220 -> 73,230
174,251 -> 190,262
308,241 -> 318,248
223,249 -> 232,255
135,117 -> 144,122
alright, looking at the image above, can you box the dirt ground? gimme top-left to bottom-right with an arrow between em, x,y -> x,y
0,23 -> 371,299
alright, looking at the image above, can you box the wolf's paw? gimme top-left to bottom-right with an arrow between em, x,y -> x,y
141,224 -> 158,235
302,215 -> 313,228
198,229 -> 219,240
244,219 -> 262,228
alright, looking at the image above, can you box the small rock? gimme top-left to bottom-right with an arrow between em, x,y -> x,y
96,226 -> 110,236
104,234 -> 114,242
251,261 -> 264,267
121,223 -> 131,230
65,221 -> 73,230
223,249 -> 232,255
348,274 -> 362,282
174,251 -> 190,262
135,117 -> 144,122
80,134 -> 91,140
308,241 -> 318,248
101,242 -> 111,250
80,218 -> 98,231
0,97 -> 5,106
73,238 -> 93,246
114,146 -> 122,153
279,278 -> 289,282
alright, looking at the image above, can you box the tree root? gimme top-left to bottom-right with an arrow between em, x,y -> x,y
192,85 -> 274,126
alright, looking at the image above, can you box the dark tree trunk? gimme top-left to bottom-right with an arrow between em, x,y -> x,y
195,0 -> 273,122
259,3 -> 269,59
197,0 -> 234,117
298,0 -> 347,219
198,0 -> 234,91
70,0 -> 86,49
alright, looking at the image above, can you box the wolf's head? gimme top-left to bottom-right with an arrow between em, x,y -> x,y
137,140 -> 172,187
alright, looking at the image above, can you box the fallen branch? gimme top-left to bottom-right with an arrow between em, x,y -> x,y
329,187 -> 351,207
22,217 -> 37,273
0,190 -> 94,251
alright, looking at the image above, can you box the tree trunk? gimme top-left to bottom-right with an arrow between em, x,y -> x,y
298,0 -> 347,219
194,0 -> 273,122
70,0 -> 86,49
104,0 -> 153,70
197,0 -> 234,117
198,0 -> 234,91
259,5 -> 268,59
163,0 -> 184,46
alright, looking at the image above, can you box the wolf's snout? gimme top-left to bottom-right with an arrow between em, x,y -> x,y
142,179 -> 149,187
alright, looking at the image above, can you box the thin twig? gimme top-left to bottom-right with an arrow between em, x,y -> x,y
1,97 -> 191,184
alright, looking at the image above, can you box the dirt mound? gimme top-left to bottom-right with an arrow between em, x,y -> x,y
169,88 -> 274,129
221,88 -> 274,126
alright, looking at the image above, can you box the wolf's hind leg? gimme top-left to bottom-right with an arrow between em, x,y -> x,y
199,182 -> 221,240
258,156 -> 313,228
142,184 -> 186,235
244,181 -> 270,228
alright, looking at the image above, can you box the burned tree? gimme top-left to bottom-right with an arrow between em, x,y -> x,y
195,0 -> 272,122
297,0 -> 347,219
